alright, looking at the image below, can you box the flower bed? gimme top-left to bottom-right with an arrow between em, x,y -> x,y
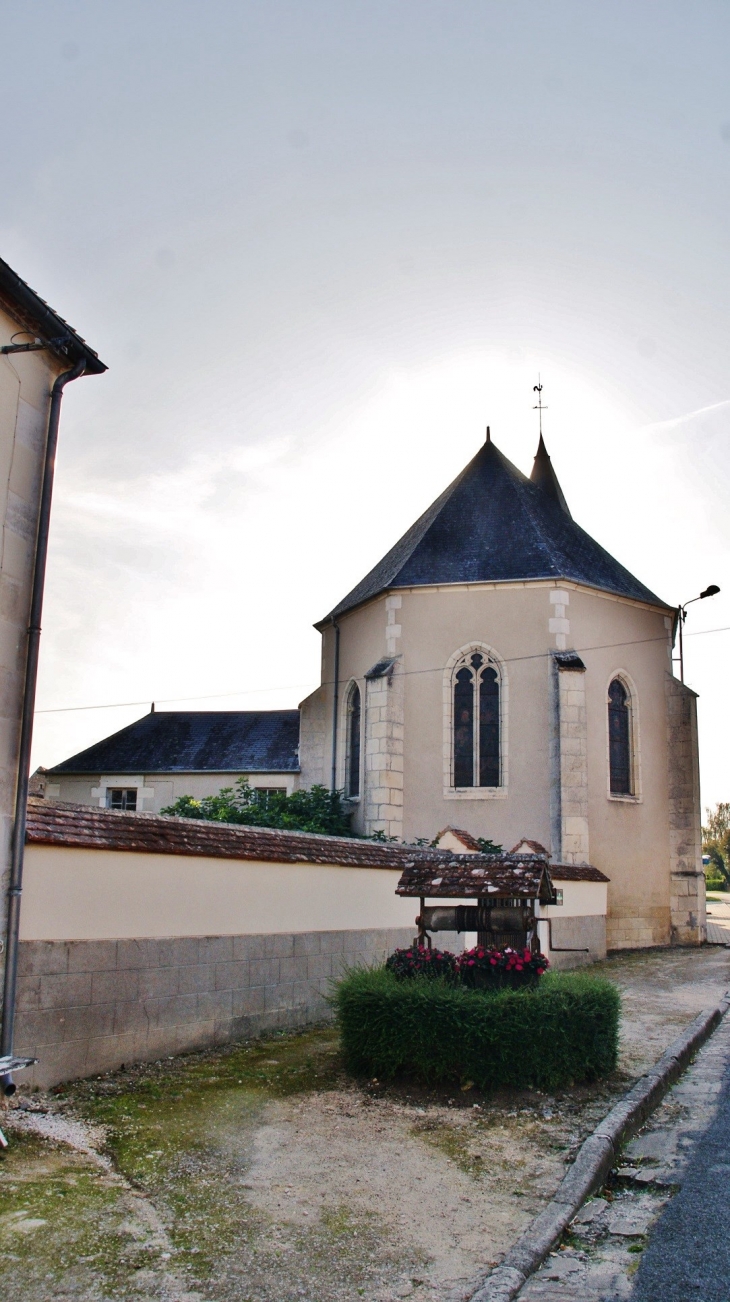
386,943 -> 457,980
386,943 -> 549,989
335,967 -> 620,1091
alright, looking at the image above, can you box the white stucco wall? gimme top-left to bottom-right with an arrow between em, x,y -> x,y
50,770 -> 300,812
0,310 -> 72,980
19,843 -> 417,940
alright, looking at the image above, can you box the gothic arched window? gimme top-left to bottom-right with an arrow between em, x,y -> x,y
608,678 -> 631,794
453,652 -> 500,788
346,682 -> 361,798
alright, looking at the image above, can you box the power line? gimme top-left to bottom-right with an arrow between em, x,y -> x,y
33,623 -> 730,717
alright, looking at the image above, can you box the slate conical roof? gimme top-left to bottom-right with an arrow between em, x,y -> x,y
530,434 -> 571,517
322,434 -> 667,621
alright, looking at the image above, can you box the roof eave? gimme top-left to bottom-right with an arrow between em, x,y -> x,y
47,765 -> 302,776
317,574 -> 673,626
0,258 -> 107,375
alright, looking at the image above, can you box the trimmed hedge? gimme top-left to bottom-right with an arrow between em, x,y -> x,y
335,967 -> 620,1091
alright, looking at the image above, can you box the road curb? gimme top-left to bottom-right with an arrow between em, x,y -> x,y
468,989 -> 730,1302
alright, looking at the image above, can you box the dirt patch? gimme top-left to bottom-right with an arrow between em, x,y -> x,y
598,944 -> 730,1076
1,946 -> 728,1302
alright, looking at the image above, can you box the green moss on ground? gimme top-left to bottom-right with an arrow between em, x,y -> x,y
0,1132 -> 164,1300
2,1025 -> 416,1300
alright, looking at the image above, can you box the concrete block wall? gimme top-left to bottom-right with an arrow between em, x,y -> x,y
15,926 -> 414,1089
546,914 -> 607,969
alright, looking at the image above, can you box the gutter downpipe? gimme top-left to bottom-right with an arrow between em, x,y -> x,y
1,357 -> 86,1093
330,617 -> 340,792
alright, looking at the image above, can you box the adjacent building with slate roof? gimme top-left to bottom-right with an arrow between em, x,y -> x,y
45,709 -> 300,812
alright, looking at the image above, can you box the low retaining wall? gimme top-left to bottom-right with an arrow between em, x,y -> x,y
16,927 -> 414,1089
11,802 -> 611,1087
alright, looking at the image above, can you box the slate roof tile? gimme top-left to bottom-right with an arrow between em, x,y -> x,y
48,710 -> 300,775
320,437 -> 667,621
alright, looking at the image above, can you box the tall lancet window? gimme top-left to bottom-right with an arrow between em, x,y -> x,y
453,652 -> 501,787
608,678 -> 631,794
346,682 -> 361,798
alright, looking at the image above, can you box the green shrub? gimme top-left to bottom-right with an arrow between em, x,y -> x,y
161,780 -> 353,837
334,967 -> 620,1091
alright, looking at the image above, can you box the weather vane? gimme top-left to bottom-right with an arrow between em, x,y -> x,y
533,376 -> 547,437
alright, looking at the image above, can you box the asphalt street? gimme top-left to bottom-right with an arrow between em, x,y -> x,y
630,1057 -> 730,1301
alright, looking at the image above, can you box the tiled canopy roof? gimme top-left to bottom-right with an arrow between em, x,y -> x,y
549,863 -> 610,883
26,801 -> 610,887
320,436 -> 667,621
396,854 -> 556,901
48,710 -> 301,775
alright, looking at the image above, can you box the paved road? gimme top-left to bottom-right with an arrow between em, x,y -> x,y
630,1057 -> 730,1302
517,1005 -> 730,1301
706,891 -> 730,946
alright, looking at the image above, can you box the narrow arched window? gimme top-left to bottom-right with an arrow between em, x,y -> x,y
346,683 -> 361,798
453,652 -> 500,787
608,678 -> 631,794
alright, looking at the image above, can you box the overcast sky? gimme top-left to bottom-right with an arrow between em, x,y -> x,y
2,2 -> 729,809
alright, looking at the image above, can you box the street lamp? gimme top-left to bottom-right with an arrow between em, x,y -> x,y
677,585 -> 720,683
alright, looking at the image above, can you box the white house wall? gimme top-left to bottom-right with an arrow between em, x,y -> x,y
0,311 -> 70,997
51,769 -> 300,812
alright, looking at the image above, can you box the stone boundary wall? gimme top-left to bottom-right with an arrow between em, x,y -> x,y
15,927 -> 414,1089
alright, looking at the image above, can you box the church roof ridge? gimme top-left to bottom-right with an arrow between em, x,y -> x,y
319,434 -> 668,622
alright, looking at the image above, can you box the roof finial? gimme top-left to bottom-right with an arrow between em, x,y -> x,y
533,375 -> 547,439
485,425 -> 491,443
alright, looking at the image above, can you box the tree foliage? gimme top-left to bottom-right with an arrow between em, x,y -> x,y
702,802 -> 730,889
161,779 -> 353,837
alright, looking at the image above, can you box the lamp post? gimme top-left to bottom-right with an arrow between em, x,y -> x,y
677,585 -> 720,683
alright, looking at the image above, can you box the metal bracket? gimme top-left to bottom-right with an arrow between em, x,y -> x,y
0,1055 -> 37,1073
1,335 -> 72,355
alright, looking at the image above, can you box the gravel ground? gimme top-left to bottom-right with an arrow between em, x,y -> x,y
1,945 -> 728,1302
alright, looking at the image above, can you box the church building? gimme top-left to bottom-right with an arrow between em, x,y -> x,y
298,430 -> 704,953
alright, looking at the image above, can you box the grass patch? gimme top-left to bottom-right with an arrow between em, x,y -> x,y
52,1025 -> 345,1287
335,968 -> 620,1091
0,1136 -> 155,1299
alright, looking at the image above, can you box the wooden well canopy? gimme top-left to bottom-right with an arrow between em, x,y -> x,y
396,853 -> 556,953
